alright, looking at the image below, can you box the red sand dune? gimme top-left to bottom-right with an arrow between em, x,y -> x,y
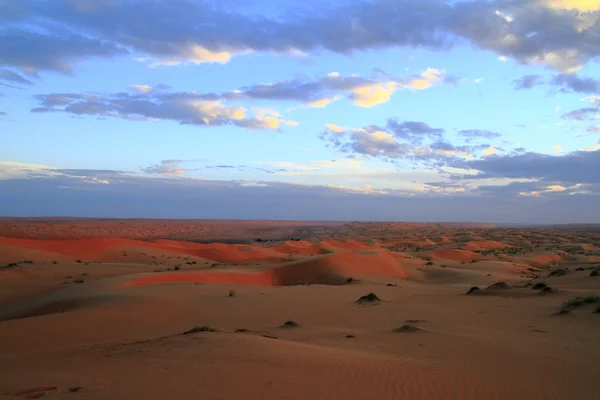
431,249 -> 484,263
0,237 -> 292,264
271,251 -> 408,285
129,250 -> 408,287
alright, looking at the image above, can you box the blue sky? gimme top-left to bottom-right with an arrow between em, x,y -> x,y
1,0 -> 599,222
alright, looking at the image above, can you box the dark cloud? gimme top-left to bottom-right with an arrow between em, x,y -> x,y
588,125 -> 600,133
3,0 -> 599,74
31,90 -> 298,130
561,107 -> 599,121
1,168 -> 598,223
513,73 -> 600,94
387,120 -> 445,145
454,149 -> 600,184
0,69 -> 33,85
552,74 -> 600,94
0,111 -> 6,116
513,74 -> 543,90
0,25 -> 127,74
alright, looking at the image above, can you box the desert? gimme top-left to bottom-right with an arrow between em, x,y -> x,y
0,218 -> 599,400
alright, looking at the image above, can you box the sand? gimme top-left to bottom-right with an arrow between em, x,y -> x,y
1,219 -> 599,400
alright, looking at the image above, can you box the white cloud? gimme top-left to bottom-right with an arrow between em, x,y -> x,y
130,84 -> 153,94
544,0 -> 600,12
0,161 -> 57,180
581,96 -> 600,104
325,123 -> 345,133
482,146 -> 497,156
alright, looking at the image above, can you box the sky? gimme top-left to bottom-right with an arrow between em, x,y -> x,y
1,0 -> 600,223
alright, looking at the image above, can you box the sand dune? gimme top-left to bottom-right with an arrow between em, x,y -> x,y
1,219 -> 599,400
431,249 -> 484,263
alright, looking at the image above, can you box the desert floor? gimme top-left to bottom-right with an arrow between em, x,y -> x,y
1,218 -> 599,400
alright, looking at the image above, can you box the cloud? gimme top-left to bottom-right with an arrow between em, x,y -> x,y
320,118 -> 487,164
513,74 -> 544,90
0,25 -> 127,74
223,68 -> 448,108
141,160 -> 188,176
482,146 -> 497,156
0,69 -> 33,85
31,90 -> 298,131
544,0 -> 600,11
561,107 -> 600,120
551,74 -> 600,94
452,148 -> 600,184
515,73 -> 600,95
130,84 -> 153,94
325,123 -> 345,133
588,125 -> 600,133
581,96 -> 600,104
553,145 -> 563,152
5,0 -> 600,75
580,140 -> 600,151
474,77 -> 484,83
1,163 -> 598,223
458,129 -> 502,141
386,120 -> 445,145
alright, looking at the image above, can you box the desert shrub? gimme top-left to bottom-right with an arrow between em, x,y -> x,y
75,260 -> 82,263
356,293 -> 381,304
228,289 -> 236,297
280,320 -> 299,328
559,296 -> 600,314
174,265 -> 181,271
425,261 -> 434,266
466,286 -> 480,295
393,324 -> 421,333
548,268 -> 567,277
52,261 -> 57,264
345,277 -> 354,284
74,280 -> 84,284
183,326 -> 216,334
590,269 -> 599,277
